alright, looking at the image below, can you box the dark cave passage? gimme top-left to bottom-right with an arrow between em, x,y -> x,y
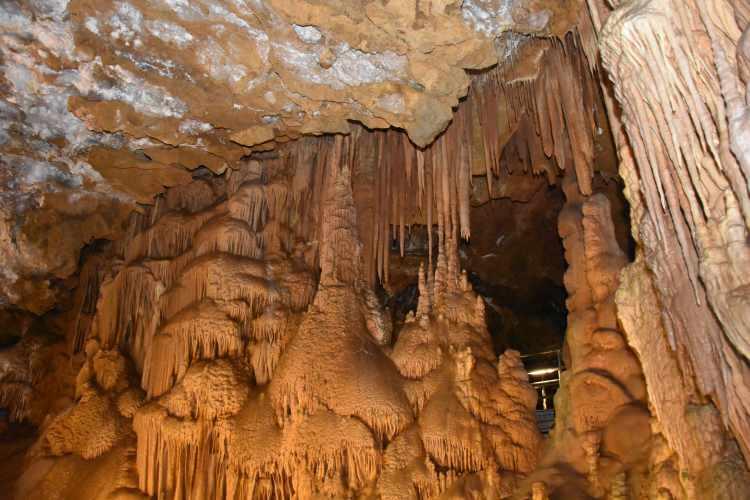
383,171 -> 632,357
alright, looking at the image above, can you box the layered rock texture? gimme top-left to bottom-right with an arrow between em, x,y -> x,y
594,0 -> 750,496
5,138 -> 545,499
520,174 -> 651,497
0,0 -> 585,312
1,0 -> 750,499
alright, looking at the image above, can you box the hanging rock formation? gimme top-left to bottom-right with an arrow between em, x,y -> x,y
590,0 -> 750,496
2,0 -> 750,498
8,137 -> 543,499
0,0 -> 587,313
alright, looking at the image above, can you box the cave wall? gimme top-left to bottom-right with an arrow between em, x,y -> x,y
6,136 -> 546,499
1,1 -> 750,498
582,0 -> 750,491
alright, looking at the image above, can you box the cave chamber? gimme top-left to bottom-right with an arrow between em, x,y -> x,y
1,0 -> 750,499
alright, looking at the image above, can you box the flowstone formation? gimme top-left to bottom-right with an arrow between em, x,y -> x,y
0,0 -> 584,313
3,0 -> 750,498
589,0 -> 750,496
519,174 -> 651,498
9,138 -> 542,499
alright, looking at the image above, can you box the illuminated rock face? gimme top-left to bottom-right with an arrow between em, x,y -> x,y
517,174 -> 651,498
601,0 -> 750,453
595,0 -> 750,497
2,1 -> 750,499
9,138 -> 542,499
0,0 -> 582,312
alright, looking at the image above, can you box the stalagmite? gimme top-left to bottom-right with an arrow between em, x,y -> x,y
7,121 -> 547,498
519,174 -> 650,498
391,236 -> 543,495
4,1 -> 750,497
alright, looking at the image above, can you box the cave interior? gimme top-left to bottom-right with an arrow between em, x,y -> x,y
1,0 -> 750,499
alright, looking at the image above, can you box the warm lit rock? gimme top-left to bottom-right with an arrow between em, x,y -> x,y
1,0 -> 750,498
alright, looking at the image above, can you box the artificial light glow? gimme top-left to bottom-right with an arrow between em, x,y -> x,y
528,367 -> 558,377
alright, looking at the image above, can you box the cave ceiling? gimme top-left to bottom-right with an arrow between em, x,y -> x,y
0,0 -> 582,312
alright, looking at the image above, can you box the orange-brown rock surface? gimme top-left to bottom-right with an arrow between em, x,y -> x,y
516,173 -> 651,498
0,0 -> 594,313
5,137 -> 543,499
596,0 -> 750,496
2,0 -> 750,498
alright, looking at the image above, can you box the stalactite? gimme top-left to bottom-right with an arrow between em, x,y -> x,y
377,137 -> 387,283
11,19 -> 612,498
384,133 -> 392,285
426,151 -> 434,272
323,36 -> 602,287
70,253 -> 107,353
92,265 -> 164,373
600,0 -> 750,467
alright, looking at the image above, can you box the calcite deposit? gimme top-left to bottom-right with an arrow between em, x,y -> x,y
1,0 -> 750,499
519,174 -> 651,497
8,137 -> 544,499
0,0 -> 583,312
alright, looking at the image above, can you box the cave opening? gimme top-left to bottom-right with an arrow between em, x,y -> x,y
373,113 -> 634,432
384,183 -> 569,358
